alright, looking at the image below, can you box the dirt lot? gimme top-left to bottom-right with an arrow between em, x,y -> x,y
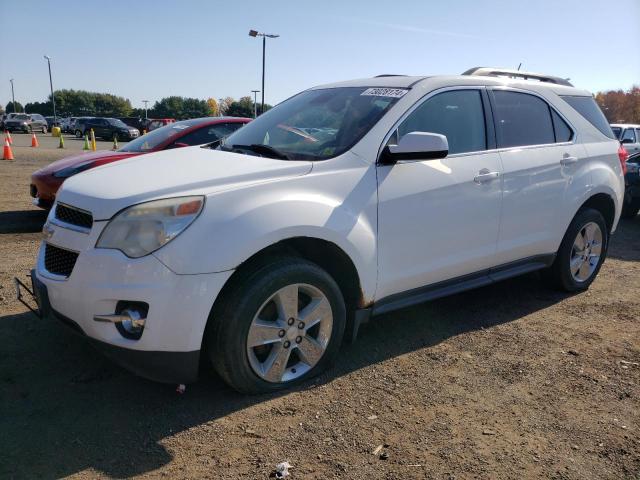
1,140 -> 639,479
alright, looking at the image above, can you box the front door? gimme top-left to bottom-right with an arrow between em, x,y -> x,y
376,88 -> 503,300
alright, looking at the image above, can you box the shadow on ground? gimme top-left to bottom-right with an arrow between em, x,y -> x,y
0,210 -> 48,234
0,271 -> 573,479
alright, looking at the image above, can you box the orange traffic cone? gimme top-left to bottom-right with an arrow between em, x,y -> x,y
31,132 -> 39,148
6,131 -> 13,145
3,138 -> 14,160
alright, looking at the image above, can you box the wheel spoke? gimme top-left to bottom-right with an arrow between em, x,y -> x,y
274,285 -> 299,321
590,241 -> 602,256
584,223 -> 597,244
298,296 -> 331,330
247,320 -> 283,347
297,336 -> 324,366
262,343 -> 292,382
578,260 -> 591,280
574,231 -> 586,251
570,256 -> 584,276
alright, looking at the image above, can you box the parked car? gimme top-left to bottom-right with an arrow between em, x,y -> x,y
25,68 -> 625,393
60,117 -> 77,133
72,117 -> 94,137
30,117 -> 250,208
1,112 -> 19,130
623,150 -> 640,218
44,116 -> 60,128
611,123 -> 640,155
75,117 -> 140,140
118,117 -> 149,133
147,118 -> 175,131
4,113 -> 48,133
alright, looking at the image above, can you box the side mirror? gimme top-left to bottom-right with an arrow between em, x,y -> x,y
621,138 -> 634,144
380,132 -> 449,164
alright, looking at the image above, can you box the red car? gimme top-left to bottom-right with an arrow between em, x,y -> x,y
30,117 -> 250,209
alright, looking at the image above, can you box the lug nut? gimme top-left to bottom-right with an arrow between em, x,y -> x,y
278,329 -> 286,338
283,341 -> 291,348
298,321 -> 305,329
287,317 -> 295,326
295,336 -> 302,343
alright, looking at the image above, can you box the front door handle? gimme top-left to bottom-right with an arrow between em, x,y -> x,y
474,169 -> 501,184
560,155 -> 578,166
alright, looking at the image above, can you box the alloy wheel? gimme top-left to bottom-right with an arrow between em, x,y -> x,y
246,283 -> 333,383
570,221 -> 603,282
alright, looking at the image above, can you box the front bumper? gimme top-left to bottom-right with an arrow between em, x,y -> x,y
33,220 -> 233,383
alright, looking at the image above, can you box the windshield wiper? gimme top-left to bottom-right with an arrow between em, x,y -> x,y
226,143 -> 290,160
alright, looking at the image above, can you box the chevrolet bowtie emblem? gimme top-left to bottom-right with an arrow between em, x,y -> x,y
42,222 -> 55,241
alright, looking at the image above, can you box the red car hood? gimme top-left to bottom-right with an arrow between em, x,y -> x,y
35,150 -> 141,175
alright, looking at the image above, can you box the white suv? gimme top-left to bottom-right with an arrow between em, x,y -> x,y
27,68 -> 626,393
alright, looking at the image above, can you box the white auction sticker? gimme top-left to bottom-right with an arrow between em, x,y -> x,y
361,88 -> 408,98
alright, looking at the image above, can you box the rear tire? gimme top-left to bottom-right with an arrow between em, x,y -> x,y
206,256 -> 346,394
75,129 -> 82,138
545,208 -> 608,292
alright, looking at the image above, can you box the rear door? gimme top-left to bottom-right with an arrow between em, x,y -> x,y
621,128 -> 640,154
490,88 -> 585,265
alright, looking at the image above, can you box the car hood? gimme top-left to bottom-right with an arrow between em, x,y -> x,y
34,150 -> 139,175
57,146 -> 313,220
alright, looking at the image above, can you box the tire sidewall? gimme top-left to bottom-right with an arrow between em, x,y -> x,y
556,208 -> 608,291
209,258 -> 346,394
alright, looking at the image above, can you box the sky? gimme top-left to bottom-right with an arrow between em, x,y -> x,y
1,0 -> 638,111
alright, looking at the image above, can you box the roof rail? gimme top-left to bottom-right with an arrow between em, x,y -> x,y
374,74 -> 407,78
462,67 -> 573,87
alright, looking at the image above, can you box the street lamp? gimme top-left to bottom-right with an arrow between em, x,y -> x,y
9,78 -> 16,112
249,29 -> 279,115
43,56 -> 57,126
142,100 -> 149,119
251,90 -> 260,118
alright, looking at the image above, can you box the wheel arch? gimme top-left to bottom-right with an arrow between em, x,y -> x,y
578,193 -> 616,233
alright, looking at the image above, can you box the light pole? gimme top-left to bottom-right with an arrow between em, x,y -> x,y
43,56 -> 57,126
9,78 -> 16,112
218,97 -> 224,117
142,100 -> 149,119
251,90 -> 260,118
249,30 -> 279,115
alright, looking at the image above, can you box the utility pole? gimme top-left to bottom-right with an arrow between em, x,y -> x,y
251,90 -> 260,118
44,56 -> 57,125
142,100 -> 149,119
9,78 -> 16,112
249,30 -> 279,115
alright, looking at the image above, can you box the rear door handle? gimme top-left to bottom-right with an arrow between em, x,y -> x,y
474,169 -> 501,184
560,155 -> 578,166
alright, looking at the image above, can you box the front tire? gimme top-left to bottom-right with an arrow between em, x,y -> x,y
546,208 -> 608,292
207,257 -> 346,394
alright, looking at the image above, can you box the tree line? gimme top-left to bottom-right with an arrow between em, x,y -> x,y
595,85 -> 640,124
3,90 -> 271,120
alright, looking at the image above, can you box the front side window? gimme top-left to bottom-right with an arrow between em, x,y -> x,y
178,123 -> 244,146
622,128 -> 637,143
493,90 -> 555,148
220,87 -> 402,160
396,89 -> 486,154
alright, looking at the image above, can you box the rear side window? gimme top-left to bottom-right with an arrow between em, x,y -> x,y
397,89 -> 487,154
621,128 -> 636,143
492,90 -> 555,148
611,126 -> 622,139
551,110 -> 573,142
561,96 -> 616,139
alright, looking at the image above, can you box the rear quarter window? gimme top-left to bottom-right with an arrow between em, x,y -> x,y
561,96 -> 615,139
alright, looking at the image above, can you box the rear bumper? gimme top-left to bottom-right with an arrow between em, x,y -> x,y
31,271 -> 201,384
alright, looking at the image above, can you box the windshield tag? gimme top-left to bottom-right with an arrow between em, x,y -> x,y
361,88 -> 407,98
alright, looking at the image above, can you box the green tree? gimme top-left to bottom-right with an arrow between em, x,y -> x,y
152,96 -> 211,119
5,101 -> 23,113
226,96 -> 255,117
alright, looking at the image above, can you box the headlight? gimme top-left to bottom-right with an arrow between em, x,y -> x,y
96,196 -> 204,258
627,162 -> 639,174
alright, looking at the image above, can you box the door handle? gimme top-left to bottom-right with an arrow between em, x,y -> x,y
560,155 -> 578,166
473,169 -> 501,184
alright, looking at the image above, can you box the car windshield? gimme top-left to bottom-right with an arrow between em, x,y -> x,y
107,118 -> 128,128
119,121 -> 192,152
14,114 -> 29,120
611,126 -> 622,139
219,87 -> 404,160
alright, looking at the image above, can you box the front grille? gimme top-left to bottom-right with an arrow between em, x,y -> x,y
55,203 -> 93,229
44,244 -> 79,277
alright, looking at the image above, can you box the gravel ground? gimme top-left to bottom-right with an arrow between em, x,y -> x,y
0,143 -> 638,479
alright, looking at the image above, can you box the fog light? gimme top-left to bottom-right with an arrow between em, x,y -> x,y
93,301 -> 148,340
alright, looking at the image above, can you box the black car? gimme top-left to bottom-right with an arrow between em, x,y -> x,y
4,113 -> 48,133
118,117 -> 149,133
623,151 -> 640,219
76,117 -> 140,140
